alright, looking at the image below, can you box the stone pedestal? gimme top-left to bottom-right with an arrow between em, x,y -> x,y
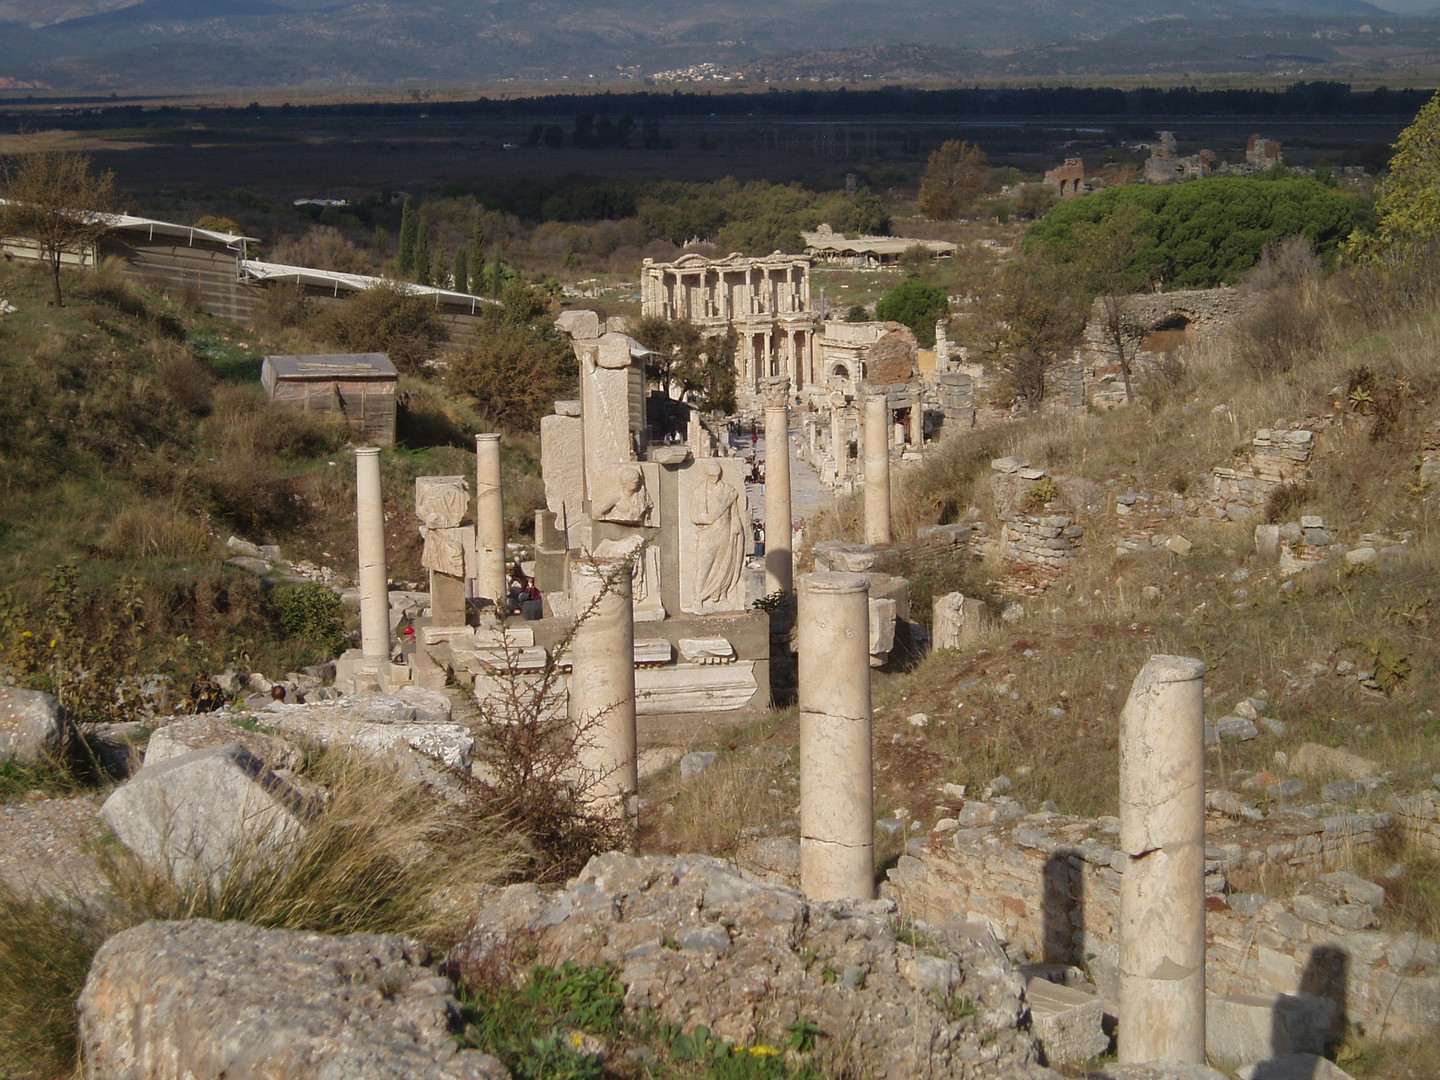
354,447 -> 389,660
933,593 -> 985,651
761,376 -> 793,595
1118,654 -> 1207,1064
475,433 -> 507,605
569,559 -> 638,836
864,395 -> 892,546
797,572 -> 873,901
430,571 -> 467,626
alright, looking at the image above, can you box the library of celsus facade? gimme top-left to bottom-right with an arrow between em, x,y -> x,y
640,252 -> 814,406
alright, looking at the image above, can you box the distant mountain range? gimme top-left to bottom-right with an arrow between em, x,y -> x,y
0,0 -> 1436,91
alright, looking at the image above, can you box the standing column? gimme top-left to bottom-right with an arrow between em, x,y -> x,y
829,401 -> 846,479
475,433 -> 507,605
569,559 -> 638,837
864,395 -> 892,545
909,402 -> 924,448
760,376 -> 793,595
1118,655 -> 1207,1065
354,446 -> 390,660
798,572 -> 873,901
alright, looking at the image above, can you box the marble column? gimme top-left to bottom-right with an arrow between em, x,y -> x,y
798,572 -> 874,901
830,401 -> 846,479
864,395 -> 892,545
354,446 -> 389,660
760,376 -> 793,595
1118,655 -> 1207,1065
475,433 -> 507,605
569,558 -> 638,834
909,402 -> 924,447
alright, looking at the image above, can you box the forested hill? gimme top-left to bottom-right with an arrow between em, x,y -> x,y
0,0 -> 1437,91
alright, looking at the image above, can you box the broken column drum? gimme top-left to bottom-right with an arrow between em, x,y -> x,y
1118,654 -> 1207,1064
354,446 -> 389,660
475,433 -> 507,605
797,572 -> 874,902
760,376 -> 793,594
568,559 -> 638,831
864,395 -> 892,545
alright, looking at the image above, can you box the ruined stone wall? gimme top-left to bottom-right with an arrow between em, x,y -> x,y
988,460 -> 1085,585
884,800 -> 1440,1041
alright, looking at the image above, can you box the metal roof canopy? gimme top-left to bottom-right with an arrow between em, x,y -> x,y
263,353 -> 398,380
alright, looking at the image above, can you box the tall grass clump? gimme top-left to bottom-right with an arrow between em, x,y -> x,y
0,748 -> 523,1077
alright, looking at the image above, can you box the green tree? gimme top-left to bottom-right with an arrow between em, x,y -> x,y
396,196 -> 417,278
631,316 -> 738,412
414,221 -> 432,286
309,280 -> 448,375
917,140 -> 989,221
1353,89 -> 1440,259
1073,208 -> 1160,404
453,248 -> 469,294
1028,176 -> 1354,286
980,250 -> 1087,409
0,146 -> 117,306
445,283 -> 575,431
875,278 -> 949,347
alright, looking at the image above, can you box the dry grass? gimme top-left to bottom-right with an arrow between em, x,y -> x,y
0,747 -> 523,1078
644,749 -> 794,858
101,505 -> 212,559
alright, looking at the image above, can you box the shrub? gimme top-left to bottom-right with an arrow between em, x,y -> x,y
874,278 -> 948,348
102,507 -> 212,560
309,281 -> 448,375
266,582 -> 348,657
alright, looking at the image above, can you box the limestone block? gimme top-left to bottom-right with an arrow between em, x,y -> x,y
0,686 -> 64,763
633,640 -> 673,665
1205,991 -> 1334,1068
868,597 -> 897,667
933,592 -> 985,651
1291,743 -> 1380,781
677,638 -> 734,664
415,475 -> 470,529
578,336 -> 638,499
144,715 -> 300,771
77,920 -> 509,1080
256,695 -> 471,769
1025,977 -> 1109,1066
634,663 -> 758,715
555,308 -> 601,339
540,413 -> 585,528
1236,1055 -> 1357,1080
100,743 -> 310,890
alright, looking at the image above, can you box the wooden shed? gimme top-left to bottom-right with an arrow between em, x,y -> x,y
261,353 -> 398,446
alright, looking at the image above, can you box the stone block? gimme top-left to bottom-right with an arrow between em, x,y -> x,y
1026,977 -> 1109,1066
1217,716 -> 1259,741
1206,991 -> 1335,1068
77,920 -> 508,1080
0,686 -> 64,763
100,743 -> 311,890
1292,743 -> 1380,782
680,751 -> 718,780
868,597 -> 897,667
144,714 -> 301,771
1237,1055 -> 1357,1080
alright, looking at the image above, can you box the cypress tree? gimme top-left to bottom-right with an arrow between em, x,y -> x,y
397,197 -> 417,277
415,223 -> 431,286
453,248 -> 469,294
471,213 -> 485,270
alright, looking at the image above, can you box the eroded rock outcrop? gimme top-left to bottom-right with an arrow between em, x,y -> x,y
447,852 -> 1054,1079
77,919 -> 509,1080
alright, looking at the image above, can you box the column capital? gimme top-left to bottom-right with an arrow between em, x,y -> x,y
759,375 -> 791,410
